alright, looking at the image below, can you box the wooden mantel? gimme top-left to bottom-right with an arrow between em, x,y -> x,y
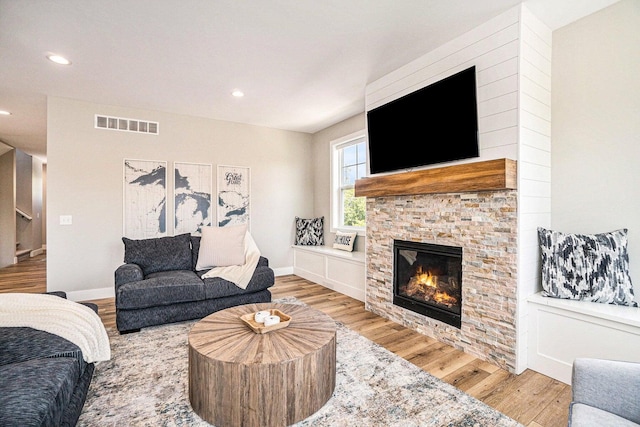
354,158 -> 517,198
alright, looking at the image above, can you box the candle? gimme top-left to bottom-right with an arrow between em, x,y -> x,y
263,315 -> 281,327
254,310 -> 270,323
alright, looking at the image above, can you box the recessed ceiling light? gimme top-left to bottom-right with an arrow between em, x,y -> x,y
232,90 -> 244,97
47,54 -> 71,65
0,110 -> 11,116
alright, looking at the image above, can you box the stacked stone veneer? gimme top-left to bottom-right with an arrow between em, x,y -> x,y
365,190 -> 518,372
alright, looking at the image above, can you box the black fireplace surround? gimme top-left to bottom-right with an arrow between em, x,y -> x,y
393,240 -> 462,328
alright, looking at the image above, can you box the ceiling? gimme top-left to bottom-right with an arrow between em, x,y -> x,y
0,0 -> 619,161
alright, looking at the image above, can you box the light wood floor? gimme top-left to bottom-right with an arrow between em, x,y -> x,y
0,253 -> 571,427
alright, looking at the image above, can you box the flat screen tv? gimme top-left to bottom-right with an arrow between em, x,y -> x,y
366,66 -> 479,175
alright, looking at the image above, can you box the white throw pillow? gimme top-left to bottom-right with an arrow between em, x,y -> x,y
196,224 -> 247,270
333,230 -> 357,252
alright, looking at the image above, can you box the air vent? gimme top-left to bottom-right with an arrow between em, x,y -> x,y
95,115 -> 159,135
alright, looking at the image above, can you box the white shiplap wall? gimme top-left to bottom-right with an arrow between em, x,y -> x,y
364,5 -> 552,374
515,7 -> 552,373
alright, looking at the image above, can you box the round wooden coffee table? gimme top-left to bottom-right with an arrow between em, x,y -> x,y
188,302 -> 337,427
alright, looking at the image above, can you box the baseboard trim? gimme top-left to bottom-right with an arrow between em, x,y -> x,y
273,266 -> 294,277
30,248 -> 44,257
324,278 -> 366,302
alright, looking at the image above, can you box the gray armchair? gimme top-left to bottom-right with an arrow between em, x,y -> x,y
569,358 -> 640,426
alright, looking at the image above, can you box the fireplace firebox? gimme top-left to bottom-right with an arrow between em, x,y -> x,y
393,240 -> 462,328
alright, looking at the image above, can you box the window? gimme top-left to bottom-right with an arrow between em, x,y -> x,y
330,131 -> 366,233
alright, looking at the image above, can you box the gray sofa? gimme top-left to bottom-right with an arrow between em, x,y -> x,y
115,233 -> 275,333
569,358 -> 640,426
0,292 -> 97,427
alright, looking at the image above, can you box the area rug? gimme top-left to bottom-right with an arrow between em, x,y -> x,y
78,298 -> 522,426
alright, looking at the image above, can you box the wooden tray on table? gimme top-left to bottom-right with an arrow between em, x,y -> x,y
240,309 -> 292,334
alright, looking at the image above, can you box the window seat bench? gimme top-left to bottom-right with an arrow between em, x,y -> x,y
292,245 -> 365,302
527,292 -> 640,384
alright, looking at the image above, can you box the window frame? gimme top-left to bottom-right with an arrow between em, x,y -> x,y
329,130 -> 367,235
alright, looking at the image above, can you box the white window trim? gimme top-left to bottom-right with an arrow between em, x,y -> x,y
329,129 -> 366,236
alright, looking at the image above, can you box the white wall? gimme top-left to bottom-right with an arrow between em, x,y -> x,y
0,147 -> 15,268
31,155 -> 44,253
42,164 -> 47,246
15,150 -> 33,254
551,0 -> 640,294
14,150 -> 44,256
311,112 -> 366,252
47,97 -> 313,300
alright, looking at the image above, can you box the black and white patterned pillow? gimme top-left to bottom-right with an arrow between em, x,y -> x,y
538,227 -> 637,306
295,216 -> 324,246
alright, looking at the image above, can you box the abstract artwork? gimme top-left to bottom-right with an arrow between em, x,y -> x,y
217,165 -> 250,227
174,162 -> 212,235
123,159 -> 167,239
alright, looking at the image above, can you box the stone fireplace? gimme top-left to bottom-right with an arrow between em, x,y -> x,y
356,159 -> 519,372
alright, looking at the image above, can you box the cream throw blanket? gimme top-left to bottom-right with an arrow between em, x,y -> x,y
0,293 -> 111,363
201,231 -> 261,289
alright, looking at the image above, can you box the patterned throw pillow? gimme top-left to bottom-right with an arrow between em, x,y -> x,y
333,231 -> 357,251
295,217 -> 324,246
538,227 -> 637,306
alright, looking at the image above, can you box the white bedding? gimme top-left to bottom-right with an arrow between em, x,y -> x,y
0,293 -> 111,363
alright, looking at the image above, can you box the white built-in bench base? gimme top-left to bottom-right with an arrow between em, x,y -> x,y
292,245 -> 365,302
527,292 -> 640,384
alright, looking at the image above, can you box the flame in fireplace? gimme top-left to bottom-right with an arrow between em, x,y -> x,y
433,291 -> 457,306
405,266 -> 459,308
415,266 -> 436,288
